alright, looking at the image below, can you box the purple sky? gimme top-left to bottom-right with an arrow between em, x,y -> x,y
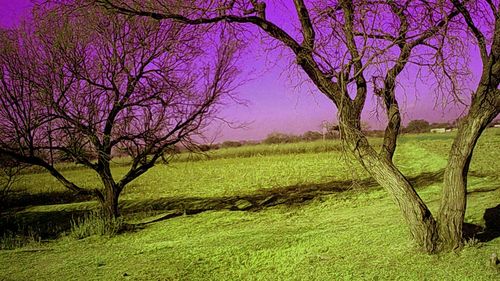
0,1 -> 477,141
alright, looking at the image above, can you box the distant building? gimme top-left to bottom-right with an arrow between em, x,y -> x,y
430,128 -> 446,133
494,124 -> 500,128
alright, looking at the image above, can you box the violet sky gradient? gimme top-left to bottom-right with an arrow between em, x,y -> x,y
0,1 -> 478,141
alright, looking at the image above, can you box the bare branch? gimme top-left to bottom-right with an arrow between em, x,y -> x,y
293,0 -> 315,50
97,0 -> 303,54
451,0 -> 489,63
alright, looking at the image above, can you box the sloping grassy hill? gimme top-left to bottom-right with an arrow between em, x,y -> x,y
1,130 -> 499,280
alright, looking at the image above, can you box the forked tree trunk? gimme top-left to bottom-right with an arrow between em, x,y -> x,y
438,88 -> 499,250
341,123 -> 439,253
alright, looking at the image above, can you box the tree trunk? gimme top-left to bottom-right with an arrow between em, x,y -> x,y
340,121 -> 438,253
96,179 -> 121,219
380,102 -> 401,162
361,144 -> 438,252
438,88 -> 499,250
104,187 -> 120,218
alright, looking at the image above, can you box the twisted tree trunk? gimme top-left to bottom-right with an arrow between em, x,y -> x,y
340,115 -> 438,253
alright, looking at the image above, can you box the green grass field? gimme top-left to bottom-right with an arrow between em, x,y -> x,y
1,130 -> 500,280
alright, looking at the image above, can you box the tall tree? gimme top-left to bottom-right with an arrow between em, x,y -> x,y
96,0 -> 499,252
0,6 -> 240,218
438,0 -> 500,250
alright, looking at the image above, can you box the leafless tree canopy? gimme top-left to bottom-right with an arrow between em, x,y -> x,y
0,4 -> 240,217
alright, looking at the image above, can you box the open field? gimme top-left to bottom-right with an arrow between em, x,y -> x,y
1,130 -> 500,280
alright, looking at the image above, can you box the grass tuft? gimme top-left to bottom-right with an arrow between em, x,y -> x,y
0,230 -> 41,250
69,211 -> 123,239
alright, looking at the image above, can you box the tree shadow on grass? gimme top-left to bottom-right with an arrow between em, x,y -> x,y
0,210 -> 90,240
123,170 -> 450,225
1,178 -> 374,242
0,168 -> 477,243
2,190 -> 94,211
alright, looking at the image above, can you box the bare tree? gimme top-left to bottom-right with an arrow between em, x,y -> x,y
0,5 -> 240,218
95,0 -> 499,253
437,0 -> 500,250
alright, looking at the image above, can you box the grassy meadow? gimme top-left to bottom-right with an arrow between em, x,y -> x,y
1,129 -> 500,280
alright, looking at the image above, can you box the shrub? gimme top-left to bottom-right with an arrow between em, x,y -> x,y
220,140 -> 242,148
404,119 -> 431,133
301,131 -> 323,141
197,144 -> 212,152
263,132 -> 301,144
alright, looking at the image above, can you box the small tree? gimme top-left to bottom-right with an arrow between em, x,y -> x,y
320,121 -> 339,140
220,140 -> 242,148
263,132 -> 300,144
0,5 -> 240,218
404,120 -> 431,134
302,131 -> 322,141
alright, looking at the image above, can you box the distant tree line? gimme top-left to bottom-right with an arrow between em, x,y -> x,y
402,119 -> 461,134
199,116 -> 499,151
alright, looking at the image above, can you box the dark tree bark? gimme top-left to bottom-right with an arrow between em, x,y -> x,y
96,180 -> 122,218
438,84 -> 500,250
439,89 -> 499,250
339,112 -> 439,252
438,0 -> 500,250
